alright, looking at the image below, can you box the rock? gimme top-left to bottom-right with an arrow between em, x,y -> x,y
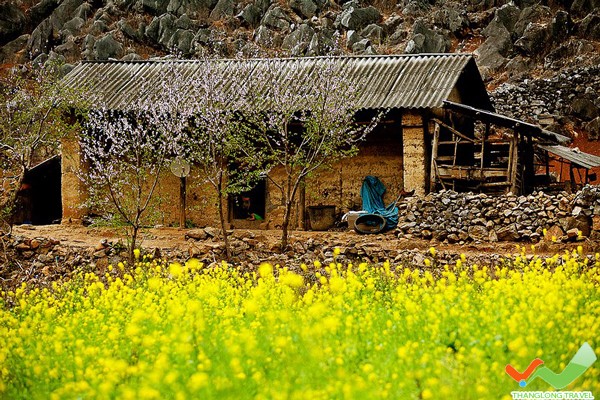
262,7 -> 291,31
432,8 -> 467,35
338,6 -> 381,31
551,10 -> 572,42
352,38 -> 372,54
566,227 -> 579,239
496,225 -> 520,241
139,0 -> 169,15
494,3 -> 521,34
514,23 -> 551,56
93,34 -> 124,60
406,19 -> 450,53
571,97 -> 599,121
514,5 -> 552,38
204,226 -> 220,238
168,0 -> 219,19
282,24 -> 315,54
0,2 -> 26,45
168,29 -> 195,55
570,0 -> 600,17
61,16 -> 86,38
575,14 -> 600,41
290,0 -> 318,19
27,19 -> 53,58
584,117 -> 600,141
209,0 -> 235,20
361,24 -> 384,45
346,30 -> 362,48
468,225 -> 489,241
0,34 -> 29,64
238,4 -> 263,28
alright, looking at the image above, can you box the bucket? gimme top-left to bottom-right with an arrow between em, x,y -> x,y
307,205 -> 336,231
354,213 -> 386,234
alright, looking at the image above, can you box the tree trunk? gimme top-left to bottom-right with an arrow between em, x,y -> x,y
218,172 -> 232,261
281,204 -> 291,251
129,225 -> 139,265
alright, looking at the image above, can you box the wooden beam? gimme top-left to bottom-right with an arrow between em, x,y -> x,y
431,118 -> 476,143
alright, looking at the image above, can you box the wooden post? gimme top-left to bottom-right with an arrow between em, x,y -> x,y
430,122 -> 440,190
179,176 -> 186,228
509,131 -> 519,194
299,178 -> 306,230
480,122 -> 489,170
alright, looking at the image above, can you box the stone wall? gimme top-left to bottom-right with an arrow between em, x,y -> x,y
396,186 -> 600,243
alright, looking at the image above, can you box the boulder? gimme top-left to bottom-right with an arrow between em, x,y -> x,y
238,4 -> 263,28
138,0 -> 169,15
210,0 -> 235,21
338,6 -> 381,31
551,10 -> 572,42
514,22 -> 551,56
571,97 -> 599,121
282,24 -> 315,55
514,5 -> 552,37
575,14 -> 600,41
93,33 -> 124,60
261,7 -> 291,31
584,117 -> 600,141
0,2 -> 26,45
433,8 -> 468,35
60,16 -> 85,40
168,0 -> 219,19
570,0 -> 600,17
361,24 -> 384,45
158,13 -> 178,48
0,34 -> 29,64
27,19 -> 53,58
168,29 -> 195,55
406,19 -> 450,53
290,0 -> 318,19
28,0 -> 60,28
494,3 -> 521,34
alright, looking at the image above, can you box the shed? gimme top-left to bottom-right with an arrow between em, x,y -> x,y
60,54 -> 584,229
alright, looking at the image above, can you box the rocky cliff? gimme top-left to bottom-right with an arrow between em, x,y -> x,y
1,0 -> 599,137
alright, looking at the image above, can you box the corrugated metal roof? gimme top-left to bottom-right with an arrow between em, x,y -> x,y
538,144 -> 600,169
62,54 -> 485,111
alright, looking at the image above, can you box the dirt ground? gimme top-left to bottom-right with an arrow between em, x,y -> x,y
10,223 -> 595,257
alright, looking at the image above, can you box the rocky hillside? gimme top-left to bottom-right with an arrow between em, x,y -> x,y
1,0 -> 599,137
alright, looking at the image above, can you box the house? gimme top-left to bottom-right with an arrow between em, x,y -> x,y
57,54 -> 598,229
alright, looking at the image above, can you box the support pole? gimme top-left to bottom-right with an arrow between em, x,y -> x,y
179,176 -> 186,228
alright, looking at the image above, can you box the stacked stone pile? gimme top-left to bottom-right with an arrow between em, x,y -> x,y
491,65 -> 600,138
395,189 -> 596,243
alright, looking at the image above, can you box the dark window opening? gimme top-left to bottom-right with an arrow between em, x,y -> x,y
230,179 -> 266,221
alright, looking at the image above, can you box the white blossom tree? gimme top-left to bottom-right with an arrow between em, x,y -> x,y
242,58 -> 382,250
0,63 -> 84,224
80,62 -> 193,261
181,58 -> 261,260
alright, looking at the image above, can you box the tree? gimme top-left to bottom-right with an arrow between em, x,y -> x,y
0,63 -> 83,224
242,58 -> 382,250
80,62 -> 193,261
181,58 -> 261,260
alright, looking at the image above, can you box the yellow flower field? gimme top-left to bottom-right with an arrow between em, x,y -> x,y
0,249 -> 599,399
